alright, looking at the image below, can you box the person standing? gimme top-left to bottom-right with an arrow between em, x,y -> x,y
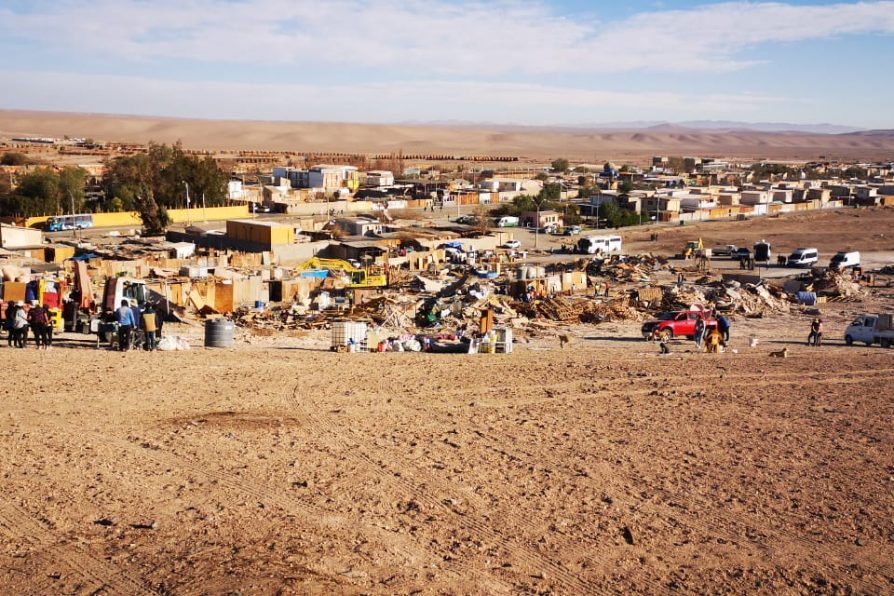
116,299 -> 136,351
27,300 -> 48,349
694,317 -> 706,351
13,302 -> 28,348
141,303 -> 157,351
40,304 -> 54,349
4,301 -> 15,346
807,317 -> 823,346
717,315 -> 731,343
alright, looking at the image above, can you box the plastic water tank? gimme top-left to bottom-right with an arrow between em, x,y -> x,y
204,318 -> 235,348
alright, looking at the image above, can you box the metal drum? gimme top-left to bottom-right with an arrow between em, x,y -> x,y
204,318 -> 235,348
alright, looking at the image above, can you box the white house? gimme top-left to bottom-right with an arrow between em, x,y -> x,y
365,170 -> 395,187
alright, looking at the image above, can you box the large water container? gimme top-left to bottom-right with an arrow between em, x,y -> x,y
204,318 -> 235,348
517,267 -> 527,280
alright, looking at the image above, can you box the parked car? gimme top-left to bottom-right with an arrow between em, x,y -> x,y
502,239 -> 521,249
641,309 -> 718,340
787,247 -> 819,267
844,313 -> 894,348
713,244 -> 738,257
563,225 -> 582,236
829,251 -> 861,271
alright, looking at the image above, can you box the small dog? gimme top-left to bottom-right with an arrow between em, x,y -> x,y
558,334 -> 570,348
769,347 -> 788,358
749,337 -> 759,348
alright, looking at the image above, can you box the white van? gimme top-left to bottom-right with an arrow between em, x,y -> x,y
496,216 -> 519,228
577,235 -> 623,255
829,251 -> 860,271
787,247 -> 818,267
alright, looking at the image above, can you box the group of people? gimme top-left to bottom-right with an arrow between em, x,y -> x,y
3,300 -> 54,349
114,299 -> 162,351
652,313 -> 732,355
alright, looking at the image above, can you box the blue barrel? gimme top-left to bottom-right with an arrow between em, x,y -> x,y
254,300 -> 265,309
204,318 -> 235,348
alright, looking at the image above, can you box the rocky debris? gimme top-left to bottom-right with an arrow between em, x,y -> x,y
810,271 -> 866,300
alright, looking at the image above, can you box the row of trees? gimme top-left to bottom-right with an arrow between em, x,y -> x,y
0,166 -> 88,218
0,143 -> 229,233
102,143 -> 228,232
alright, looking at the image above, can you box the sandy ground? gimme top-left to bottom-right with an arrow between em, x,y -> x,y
3,109 -> 894,160
2,208 -> 894,594
1,300 -> 893,594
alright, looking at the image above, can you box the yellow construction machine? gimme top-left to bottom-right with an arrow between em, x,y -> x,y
682,238 -> 704,259
295,257 -> 387,288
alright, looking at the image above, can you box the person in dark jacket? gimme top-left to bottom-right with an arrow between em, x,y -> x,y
4,301 -> 15,346
717,315 -> 731,343
27,300 -> 48,349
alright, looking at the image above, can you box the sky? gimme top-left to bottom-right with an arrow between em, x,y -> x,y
1,0 -> 893,128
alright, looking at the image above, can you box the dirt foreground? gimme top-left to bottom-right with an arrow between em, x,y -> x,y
1,320 -> 892,594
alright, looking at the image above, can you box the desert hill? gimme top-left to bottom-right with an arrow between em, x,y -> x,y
1,109 -> 893,161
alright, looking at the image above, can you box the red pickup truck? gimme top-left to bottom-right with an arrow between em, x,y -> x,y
641,309 -> 717,340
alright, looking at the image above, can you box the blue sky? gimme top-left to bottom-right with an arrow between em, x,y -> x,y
1,1 -> 893,128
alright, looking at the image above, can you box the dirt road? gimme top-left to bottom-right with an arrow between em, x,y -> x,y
2,323 -> 892,594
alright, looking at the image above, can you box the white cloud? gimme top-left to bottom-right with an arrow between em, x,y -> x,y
0,1 -> 893,74
0,69 -> 789,124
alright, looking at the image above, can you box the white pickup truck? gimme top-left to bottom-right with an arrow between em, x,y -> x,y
844,313 -> 894,348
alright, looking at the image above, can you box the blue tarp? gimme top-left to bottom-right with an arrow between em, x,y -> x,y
797,291 -> 817,305
299,270 -> 330,280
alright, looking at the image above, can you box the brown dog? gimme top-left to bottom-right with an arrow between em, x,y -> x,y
558,334 -> 570,348
769,347 -> 788,358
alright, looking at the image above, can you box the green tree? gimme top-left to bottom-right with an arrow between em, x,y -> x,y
15,168 -> 61,215
135,189 -> 171,235
550,158 -> 569,173
1,152 -> 30,166
562,204 -> 582,226
618,180 -> 634,193
58,166 -> 87,213
540,183 -> 562,202
598,198 -> 620,225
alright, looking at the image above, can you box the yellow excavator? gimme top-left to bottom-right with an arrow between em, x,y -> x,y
682,238 -> 704,259
295,257 -> 387,288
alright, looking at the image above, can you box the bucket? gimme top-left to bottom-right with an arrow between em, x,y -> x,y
254,300 -> 265,309
204,318 -> 235,348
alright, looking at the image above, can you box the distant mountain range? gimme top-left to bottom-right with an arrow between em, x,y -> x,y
568,120 -> 866,135
403,119 -> 868,135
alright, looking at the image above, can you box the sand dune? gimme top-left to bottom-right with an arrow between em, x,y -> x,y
2,109 -> 893,161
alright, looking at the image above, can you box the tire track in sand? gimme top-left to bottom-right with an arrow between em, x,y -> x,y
0,495 -> 153,595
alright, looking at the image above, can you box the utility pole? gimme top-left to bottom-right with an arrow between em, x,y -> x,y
183,181 -> 191,226
535,201 -> 540,249
202,192 -> 207,222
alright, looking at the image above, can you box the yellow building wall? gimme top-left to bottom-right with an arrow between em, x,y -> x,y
168,205 -> 250,223
268,226 -> 294,245
23,205 -> 250,229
